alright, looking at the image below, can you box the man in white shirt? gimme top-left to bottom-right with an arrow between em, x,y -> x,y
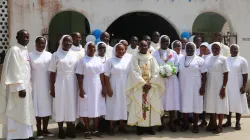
100,32 -> 113,58
127,36 -> 139,55
143,35 -> 156,54
70,32 -> 85,59
151,31 -> 160,50
214,32 -> 230,57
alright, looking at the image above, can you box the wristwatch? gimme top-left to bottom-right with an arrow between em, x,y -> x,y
222,86 -> 226,89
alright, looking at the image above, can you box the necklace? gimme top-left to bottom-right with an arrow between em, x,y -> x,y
184,55 -> 195,67
159,48 -> 171,62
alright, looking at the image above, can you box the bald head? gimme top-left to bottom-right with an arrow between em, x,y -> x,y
71,32 -> 82,46
16,29 -> 29,46
139,40 -> 148,54
100,32 -> 110,44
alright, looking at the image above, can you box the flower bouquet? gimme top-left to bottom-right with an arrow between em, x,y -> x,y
159,63 -> 177,78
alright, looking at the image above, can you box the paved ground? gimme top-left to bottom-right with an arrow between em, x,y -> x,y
1,118 -> 250,140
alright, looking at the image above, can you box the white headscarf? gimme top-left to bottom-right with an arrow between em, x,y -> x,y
159,35 -> 170,49
185,42 -> 197,56
57,35 -> 71,52
229,44 -> 240,56
119,40 -> 127,43
35,36 -> 47,52
171,40 -> 182,50
210,42 -> 221,55
84,41 -> 95,55
200,42 -> 211,53
112,43 -> 123,57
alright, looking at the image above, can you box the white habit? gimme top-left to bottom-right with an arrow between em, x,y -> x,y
179,55 -> 207,113
76,56 -> 106,118
148,46 -> 156,54
0,44 -> 36,139
152,49 -> 180,111
48,49 -> 78,122
205,55 -> 230,114
29,50 -> 52,117
104,56 -> 131,120
227,56 -> 249,114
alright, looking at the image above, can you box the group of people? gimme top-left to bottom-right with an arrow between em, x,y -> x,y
0,29 -> 248,140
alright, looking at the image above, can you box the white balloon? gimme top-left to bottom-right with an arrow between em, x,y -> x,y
189,35 -> 195,42
86,35 -> 96,42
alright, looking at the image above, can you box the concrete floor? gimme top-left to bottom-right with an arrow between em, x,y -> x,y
1,118 -> 250,140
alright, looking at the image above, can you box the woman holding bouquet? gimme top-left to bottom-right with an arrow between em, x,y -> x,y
152,35 -> 180,132
178,42 -> 207,133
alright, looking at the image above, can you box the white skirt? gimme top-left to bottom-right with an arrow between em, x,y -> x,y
53,72 -> 77,122
79,76 -> 106,118
161,75 -> 180,111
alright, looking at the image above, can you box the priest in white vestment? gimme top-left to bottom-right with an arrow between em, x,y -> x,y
0,30 -> 36,140
126,40 -> 165,135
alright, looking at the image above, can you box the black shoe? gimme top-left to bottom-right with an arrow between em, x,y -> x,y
108,128 -> 115,136
75,122 -> 85,130
136,127 -> 143,135
146,129 -> 156,135
58,130 -> 66,139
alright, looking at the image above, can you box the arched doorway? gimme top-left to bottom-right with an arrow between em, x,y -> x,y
48,11 -> 90,52
192,12 -> 236,44
106,12 -> 179,46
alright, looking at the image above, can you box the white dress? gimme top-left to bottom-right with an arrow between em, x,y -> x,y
226,56 -> 249,114
179,55 -> 207,113
76,56 -> 106,118
104,57 -> 131,120
48,50 -> 78,122
152,49 -> 180,111
29,50 -> 52,117
205,55 -> 229,114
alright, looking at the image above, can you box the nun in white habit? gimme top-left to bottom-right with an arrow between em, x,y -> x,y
152,35 -> 180,132
104,43 -> 131,135
48,35 -> 78,139
223,44 -> 249,130
119,39 -> 132,60
204,42 -> 229,134
171,40 -> 184,59
178,42 -> 207,133
29,37 -> 53,138
199,42 -> 211,61
97,41 -> 110,63
76,42 -> 106,138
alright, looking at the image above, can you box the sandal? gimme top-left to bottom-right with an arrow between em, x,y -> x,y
85,132 -> 92,139
92,131 -> 102,137
199,120 -> 208,127
192,125 -> 199,133
37,131 -> 44,139
213,127 -> 223,134
222,121 -> 232,127
235,123 -> 241,130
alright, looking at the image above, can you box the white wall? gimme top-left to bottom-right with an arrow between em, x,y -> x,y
8,0 -> 250,70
